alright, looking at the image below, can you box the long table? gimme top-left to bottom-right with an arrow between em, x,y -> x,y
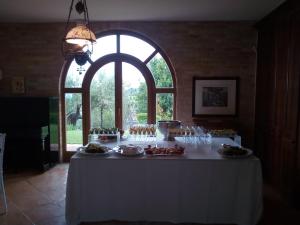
65,138 -> 263,225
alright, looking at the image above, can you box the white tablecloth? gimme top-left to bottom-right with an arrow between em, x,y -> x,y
65,138 -> 263,225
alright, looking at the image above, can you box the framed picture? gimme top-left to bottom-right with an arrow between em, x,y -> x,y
11,76 -> 25,94
192,77 -> 238,116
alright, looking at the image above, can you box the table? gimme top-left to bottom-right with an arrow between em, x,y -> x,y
65,138 -> 263,225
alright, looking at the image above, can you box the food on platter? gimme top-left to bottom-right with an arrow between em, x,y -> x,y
114,144 -> 144,156
123,147 -> 140,155
85,143 -> 109,153
218,144 -> 252,158
144,144 -> 185,156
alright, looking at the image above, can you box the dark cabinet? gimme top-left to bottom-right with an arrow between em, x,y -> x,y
255,0 -> 300,206
0,97 -> 59,172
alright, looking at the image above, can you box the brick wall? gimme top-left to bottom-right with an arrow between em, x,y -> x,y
0,22 -> 257,147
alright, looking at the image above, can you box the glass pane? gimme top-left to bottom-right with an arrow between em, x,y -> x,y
147,53 -> 173,88
122,62 -> 147,129
49,97 -> 59,151
90,62 -> 115,129
156,93 -> 174,121
65,93 -> 83,151
91,35 -> 117,61
65,60 -> 91,88
120,35 -> 155,61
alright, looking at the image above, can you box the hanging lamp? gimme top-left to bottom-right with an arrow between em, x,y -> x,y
62,0 -> 96,60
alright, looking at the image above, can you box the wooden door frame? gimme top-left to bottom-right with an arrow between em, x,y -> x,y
82,53 -> 156,143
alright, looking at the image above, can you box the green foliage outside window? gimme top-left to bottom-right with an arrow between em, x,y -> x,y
135,56 -> 174,121
65,56 -> 173,135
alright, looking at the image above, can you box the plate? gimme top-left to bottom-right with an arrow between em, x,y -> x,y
218,147 -> 253,159
77,146 -> 112,156
113,145 -> 144,156
146,153 -> 185,157
144,145 -> 185,156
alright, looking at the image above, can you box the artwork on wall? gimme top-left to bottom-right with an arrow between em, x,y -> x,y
11,76 -> 25,94
192,77 -> 238,116
0,68 -> 3,80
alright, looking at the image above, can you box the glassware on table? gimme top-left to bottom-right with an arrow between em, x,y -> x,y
129,124 -> 157,142
181,125 -> 194,144
204,133 -> 212,145
157,120 -> 181,141
88,127 -> 120,143
88,132 -> 98,143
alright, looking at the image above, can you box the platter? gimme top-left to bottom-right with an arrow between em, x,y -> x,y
77,144 -> 112,156
144,144 -> 185,156
113,144 -> 144,156
145,153 -> 185,157
217,145 -> 253,159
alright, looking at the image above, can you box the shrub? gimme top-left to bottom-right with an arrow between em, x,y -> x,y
136,113 -> 147,123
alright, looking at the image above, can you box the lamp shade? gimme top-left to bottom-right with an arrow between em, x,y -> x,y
65,24 -> 96,46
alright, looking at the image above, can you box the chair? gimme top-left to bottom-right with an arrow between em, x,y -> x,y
0,133 -> 7,214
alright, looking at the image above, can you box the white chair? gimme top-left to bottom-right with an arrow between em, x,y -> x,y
0,133 -> 7,214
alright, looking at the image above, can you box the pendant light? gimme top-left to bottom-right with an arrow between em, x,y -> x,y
62,0 -> 96,60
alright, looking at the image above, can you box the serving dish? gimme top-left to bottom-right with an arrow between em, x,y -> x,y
144,144 -> 185,156
157,120 -> 181,141
218,144 -> 252,158
113,144 -> 144,156
77,143 -> 112,156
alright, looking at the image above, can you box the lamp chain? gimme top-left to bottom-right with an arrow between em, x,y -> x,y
64,0 -> 75,38
83,0 -> 94,55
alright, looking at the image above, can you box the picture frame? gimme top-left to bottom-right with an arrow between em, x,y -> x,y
192,77 -> 238,116
11,76 -> 25,94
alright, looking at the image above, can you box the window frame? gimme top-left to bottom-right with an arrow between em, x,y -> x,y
60,30 -> 177,161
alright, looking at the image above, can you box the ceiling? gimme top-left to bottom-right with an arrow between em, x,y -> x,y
0,0 -> 285,23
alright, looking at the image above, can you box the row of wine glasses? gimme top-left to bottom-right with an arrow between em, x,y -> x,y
128,124 -> 157,141
87,124 -> 213,145
167,125 -> 211,144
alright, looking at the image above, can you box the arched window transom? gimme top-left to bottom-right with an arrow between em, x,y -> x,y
60,30 -> 176,156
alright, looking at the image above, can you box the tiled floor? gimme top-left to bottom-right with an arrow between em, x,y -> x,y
0,164 -> 67,225
1,163 -> 300,225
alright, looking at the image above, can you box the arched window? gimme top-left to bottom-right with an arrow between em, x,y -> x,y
60,31 -> 176,159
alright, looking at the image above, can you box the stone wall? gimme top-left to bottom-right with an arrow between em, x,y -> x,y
0,22 -> 257,147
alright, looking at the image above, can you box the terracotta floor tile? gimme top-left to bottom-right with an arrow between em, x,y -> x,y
5,180 -> 53,211
35,215 -> 67,225
56,198 -> 66,209
27,167 -> 67,194
44,188 -> 66,203
3,163 -> 69,225
0,200 -> 34,225
22,203 -> 64,224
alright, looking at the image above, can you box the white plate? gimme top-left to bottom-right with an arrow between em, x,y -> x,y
77,146 -> 112,156
113,145 -> 144,156
218,147 -> 253,159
